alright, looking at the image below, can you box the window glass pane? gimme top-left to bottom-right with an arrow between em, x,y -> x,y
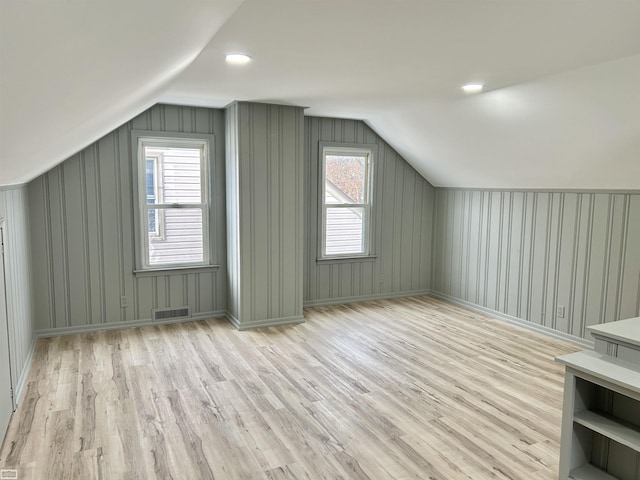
325,154 -> 366,204
145,146 -> 202,204
145,159 -> 156,203
147,208 -> 204,265
148,209 -> 159,236
325,206 -> 364,256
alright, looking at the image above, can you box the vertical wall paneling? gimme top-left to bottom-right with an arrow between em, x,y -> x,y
584,195 -> 610,333
28,105 -> 227,334
0,186 -> 36,403
622,196 -> 640,319
432,189 -> 640,341
225,102 -> 304,329
304,117 -> 434,306
225,103 -> 240,321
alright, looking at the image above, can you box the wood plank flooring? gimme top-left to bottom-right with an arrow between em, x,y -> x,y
0,296 -> 579,479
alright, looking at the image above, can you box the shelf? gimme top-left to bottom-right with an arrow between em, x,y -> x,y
558,319 -> 640,480
570,464 -> 618,480
574,410 -> 640,453
588,317 -> 640,349
556,350 -> 640,397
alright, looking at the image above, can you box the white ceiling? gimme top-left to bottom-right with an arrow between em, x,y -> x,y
0,0 -> 243,186
2,0 -> 640,189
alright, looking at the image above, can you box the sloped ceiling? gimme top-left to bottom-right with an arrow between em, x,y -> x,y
0,0 -> 243,186
2,0 -> 640,189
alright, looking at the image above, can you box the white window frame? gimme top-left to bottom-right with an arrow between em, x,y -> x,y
319,144 -> 374,260
135,135 -> 211,270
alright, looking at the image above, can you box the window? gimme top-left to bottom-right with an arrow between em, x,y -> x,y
320,145 -> 373,258
145,156 -> 163,238
136,137 -> 210,269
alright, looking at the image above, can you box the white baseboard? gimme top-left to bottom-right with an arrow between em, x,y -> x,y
35,310 -> 226,338
225,312 -> 305,330
14,336 -> 37,408
303,289 -> 431,308
429,291 -> 593,348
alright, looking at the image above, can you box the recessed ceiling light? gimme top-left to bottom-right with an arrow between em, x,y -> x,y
462,83 -> 484,94
225,53 -> 252,65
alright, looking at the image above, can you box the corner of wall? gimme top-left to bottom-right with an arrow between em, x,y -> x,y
0,185 -> 38,405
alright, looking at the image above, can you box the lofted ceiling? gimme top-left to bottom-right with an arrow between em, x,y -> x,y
1,0 -> 640,189
0,0 -> 243,186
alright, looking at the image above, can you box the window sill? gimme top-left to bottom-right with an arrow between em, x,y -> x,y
133,265 -> 220,277
316,256 -> 377,265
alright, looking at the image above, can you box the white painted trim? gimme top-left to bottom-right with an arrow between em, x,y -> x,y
303,290 -> 431,308
0,184 -> 29,192
435,187 -> 640,194
13,336 -> 36,408
225,311 -> 241,329
133,264 -> 220,277
35,310 -> 226,338
430,291 -> 593,348
316,255 -> 377,265
225,312 -> 305,331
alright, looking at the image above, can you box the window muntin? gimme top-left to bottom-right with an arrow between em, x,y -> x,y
320,146 -> 373,258
137,138 -> 209,269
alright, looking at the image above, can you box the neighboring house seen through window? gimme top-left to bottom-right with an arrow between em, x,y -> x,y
320,145 -> 373,258
145,156 -> 163,238
137,137 -> 210,269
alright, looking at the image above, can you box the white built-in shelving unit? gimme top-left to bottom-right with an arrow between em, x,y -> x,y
556,317 -> 640,480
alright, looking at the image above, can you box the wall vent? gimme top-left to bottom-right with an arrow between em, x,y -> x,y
152,306 -> 191,322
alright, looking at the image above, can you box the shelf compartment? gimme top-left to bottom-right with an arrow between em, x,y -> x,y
570,464 -> 618,480
574,410 -> 640,453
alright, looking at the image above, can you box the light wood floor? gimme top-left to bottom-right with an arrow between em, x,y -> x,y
0,296 -> 579,479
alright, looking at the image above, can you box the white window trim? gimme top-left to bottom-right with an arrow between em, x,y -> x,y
131,131 -> 214,271
318,143 -> 376,260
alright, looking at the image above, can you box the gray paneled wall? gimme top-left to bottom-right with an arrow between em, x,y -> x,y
0,186 -> 35,400
225,102 -> 240,324
226,102 -> 304,328
29,104 -> 227,333
28,108 -> 431,332
432,190 -> 640,340
304,117 -> 434,305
